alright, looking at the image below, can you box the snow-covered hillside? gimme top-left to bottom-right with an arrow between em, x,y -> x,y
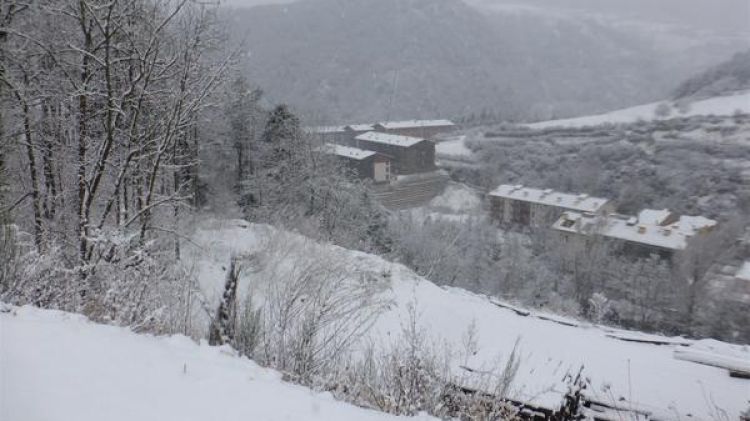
186,219 -> 750,419
0,305 -> 433,421
5,219 -> 746,420
528,90 -> 750,129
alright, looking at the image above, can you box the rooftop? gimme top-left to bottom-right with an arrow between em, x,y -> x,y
554,212 -> 689,250
346,124 -> 375,132
306,126 -> 347,134
638,209 -> 674,226
318,143 -> 376,161
355,131 -> 425,148
553,212 -> 718,251
375,119 -> 455,130
488,184 -> 609,214
675,215 -> 718,234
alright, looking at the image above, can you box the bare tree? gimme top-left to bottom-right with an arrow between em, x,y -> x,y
674,219 -> 743,333
2,0 -> 230,267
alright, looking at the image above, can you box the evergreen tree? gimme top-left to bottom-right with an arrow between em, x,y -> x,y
243,104 -> 307,218
262,104 -> 300,146
225,76 -> 263,188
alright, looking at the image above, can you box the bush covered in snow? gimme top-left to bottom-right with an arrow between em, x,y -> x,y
1,233 -> 195,335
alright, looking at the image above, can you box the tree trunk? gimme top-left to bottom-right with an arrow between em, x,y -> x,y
21,98 -> 44,251
77,5 -> 92,264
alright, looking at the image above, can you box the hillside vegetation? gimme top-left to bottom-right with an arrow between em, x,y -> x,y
226,0 -> 744,122
674,49 -> 750,100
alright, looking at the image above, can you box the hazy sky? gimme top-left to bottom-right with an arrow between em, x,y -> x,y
221,0 -> 292,7
222,0 -> 749,34
478,0 -> 750,33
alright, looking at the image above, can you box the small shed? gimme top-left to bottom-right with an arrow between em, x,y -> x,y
354,131 -> 436,175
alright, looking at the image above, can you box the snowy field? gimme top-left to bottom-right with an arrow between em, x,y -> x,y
0,305 -> 434,421
184,220 -> 750,419
427,183 -> 482,214
528,90 -> 750,129
436,135 -> 473,158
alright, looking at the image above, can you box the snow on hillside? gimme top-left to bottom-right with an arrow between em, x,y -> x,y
529,90 -> 750,129
427,183 -> 482,214
0,305 -> 434,421
377,283 -> 750,416
436,135 -> 473,158
185,219 -> 750,419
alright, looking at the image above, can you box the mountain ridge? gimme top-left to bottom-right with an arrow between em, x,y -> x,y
226,0 -> 748,122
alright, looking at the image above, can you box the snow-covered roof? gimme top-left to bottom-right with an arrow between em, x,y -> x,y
306,125 -> 347,134
637,209 -> 674,226
355,131 -> 425,148
488,185 -> 609,214
318,143 -> 376,161
346,124 -> 375,132
553,212 -> 707,251
674,215 -> 717,235
603,216 -> 689,250
735,261 -> 750,281
375,120 -> 455,130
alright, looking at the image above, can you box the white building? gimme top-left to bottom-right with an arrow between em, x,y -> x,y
552,210 -> 717,258
488,184 -> 612,227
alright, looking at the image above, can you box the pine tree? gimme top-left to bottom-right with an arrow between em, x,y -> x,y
242,104 -> 306,218
262,104 -> 301,146
226,76 -> 264,188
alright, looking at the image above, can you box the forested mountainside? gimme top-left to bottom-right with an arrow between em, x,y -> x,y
225,0 -> 746,123
674,49 -> 750,100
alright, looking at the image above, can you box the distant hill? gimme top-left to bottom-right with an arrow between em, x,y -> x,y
226,0 -> 747,123
527,90 -> 750,129
674,49 -> 750,100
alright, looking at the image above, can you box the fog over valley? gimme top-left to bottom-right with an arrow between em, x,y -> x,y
222,0 -> 749,123
2,1 -> 750,420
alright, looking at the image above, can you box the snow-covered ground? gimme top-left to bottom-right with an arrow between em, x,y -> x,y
436,135 -> 472,158
737,261 -> 750,281
184,220 -> 750,419
528,90 -> 750,129
0,305 -> 434,421
5,220 -> 747,419
435,135 -> 482,169
426,183 -> 482,214
378,283 -> 750,416
396,183 -> 484,224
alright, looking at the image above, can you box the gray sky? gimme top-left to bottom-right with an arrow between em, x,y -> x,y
471,0 -> 750,34
221,0 -> 292,7
222,0 -> 749,34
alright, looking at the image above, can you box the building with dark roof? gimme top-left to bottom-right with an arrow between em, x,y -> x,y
354,132 -> 436,175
